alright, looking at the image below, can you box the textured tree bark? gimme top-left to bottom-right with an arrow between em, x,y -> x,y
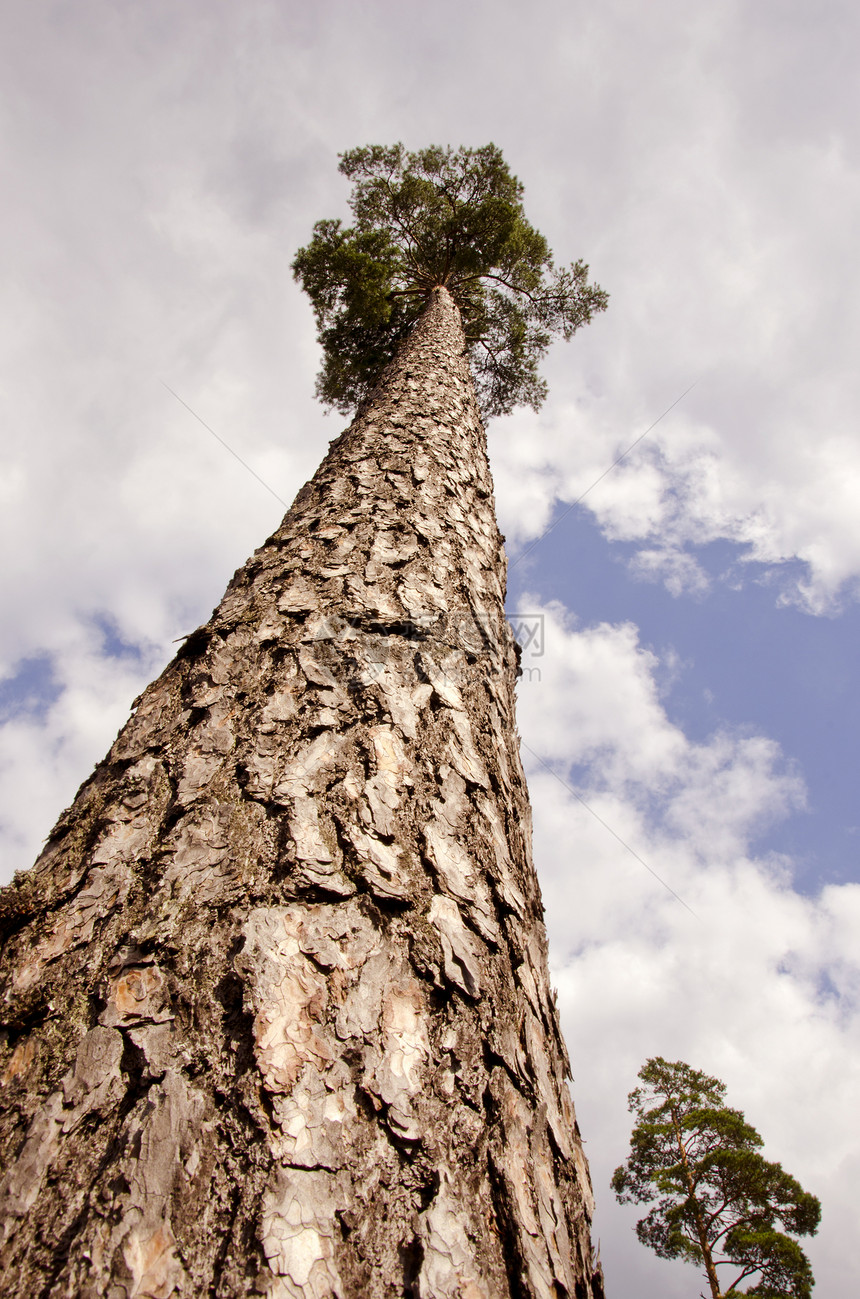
0,288 -> 603,1299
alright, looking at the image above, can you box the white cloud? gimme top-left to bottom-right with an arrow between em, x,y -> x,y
517,602 -> 804,839
627,547 -> 711,598
0,624 -> 165,880
515,598 -> 860,1297
483,0 -> 860,613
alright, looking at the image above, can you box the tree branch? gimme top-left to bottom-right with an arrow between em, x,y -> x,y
381,178 -> 434,270
723,1261 -> 760,1293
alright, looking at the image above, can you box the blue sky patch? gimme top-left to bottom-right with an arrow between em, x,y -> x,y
0,654 -> 61,723
509,509 -> 860,898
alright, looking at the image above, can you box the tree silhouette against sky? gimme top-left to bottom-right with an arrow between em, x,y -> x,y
612,1057 -> 821,1299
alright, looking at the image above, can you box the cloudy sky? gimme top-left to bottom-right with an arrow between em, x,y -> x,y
2,1 -> 858,1292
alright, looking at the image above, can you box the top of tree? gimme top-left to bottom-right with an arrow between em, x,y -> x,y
611,1058 -> 821,1299
292,143 -> 608,419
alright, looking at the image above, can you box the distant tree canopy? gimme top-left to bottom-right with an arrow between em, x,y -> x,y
292,143 -> 608,418
612,1058 -> 821,1299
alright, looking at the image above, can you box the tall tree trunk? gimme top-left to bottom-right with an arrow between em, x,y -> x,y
0,288 -> 603,1299
670,1113 -> 721,1299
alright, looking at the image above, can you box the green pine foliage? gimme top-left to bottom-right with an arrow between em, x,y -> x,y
611,1058 -> 821,1299
292,144 -> 608,418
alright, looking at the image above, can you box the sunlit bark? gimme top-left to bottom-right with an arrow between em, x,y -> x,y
0,288 -> 603,1298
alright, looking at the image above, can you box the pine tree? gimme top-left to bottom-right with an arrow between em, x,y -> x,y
0,146 -> 606,1298
612,1058 -> 821,1299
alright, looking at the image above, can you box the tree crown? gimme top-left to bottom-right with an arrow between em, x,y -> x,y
611,1057 -> 821,1299
292,143 -> 608,418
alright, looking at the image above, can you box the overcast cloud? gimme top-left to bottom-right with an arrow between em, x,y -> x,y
2,2 -> 858,1293
514,598 -> 859,1293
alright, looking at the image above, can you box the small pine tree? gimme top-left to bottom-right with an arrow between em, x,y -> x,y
612,1057 -> 821,1298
